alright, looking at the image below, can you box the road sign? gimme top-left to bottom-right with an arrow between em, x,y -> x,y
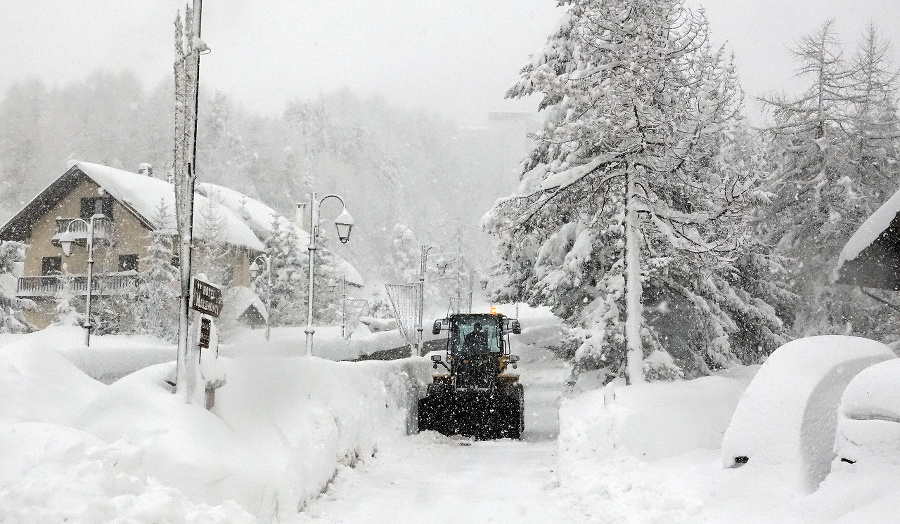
191,277 -> 223,317
199,317 -> 211,348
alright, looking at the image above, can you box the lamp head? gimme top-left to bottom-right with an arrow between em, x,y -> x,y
59,229 -> 76,256
334,207 -> 354,244
249,259 -> 261,279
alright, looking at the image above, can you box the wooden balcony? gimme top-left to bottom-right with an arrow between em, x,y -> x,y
16,273 -> 138,298
50,217 -> 113,246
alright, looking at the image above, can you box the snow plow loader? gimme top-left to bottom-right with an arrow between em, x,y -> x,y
418,312 -> 524,439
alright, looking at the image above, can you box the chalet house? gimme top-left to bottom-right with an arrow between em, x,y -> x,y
0,161 -> 363,329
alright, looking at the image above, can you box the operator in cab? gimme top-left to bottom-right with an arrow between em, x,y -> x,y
463,322 -> 489,355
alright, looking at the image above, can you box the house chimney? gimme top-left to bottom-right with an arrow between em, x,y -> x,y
295,202 -> 310,233
138,163 -> 153,177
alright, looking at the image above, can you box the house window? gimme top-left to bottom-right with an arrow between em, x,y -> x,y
80,197 -> 114,220
118,254 -> 139,272
42,256 -> 61,275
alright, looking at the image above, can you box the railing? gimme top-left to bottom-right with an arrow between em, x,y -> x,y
51,217 -> 113,245
16,273 -> 138,298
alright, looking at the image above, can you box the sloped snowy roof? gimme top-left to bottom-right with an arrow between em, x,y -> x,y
196,183 -> 287,239
221,285 -> 268,322
835,188 -> 900,290
197,182 -> 364,288
74,162 -> 264,251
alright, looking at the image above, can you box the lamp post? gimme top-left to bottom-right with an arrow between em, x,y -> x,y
249,254 -> 272,341
58,214 -> 103,347
415,245 -> 434,358
303,192 -> 354,356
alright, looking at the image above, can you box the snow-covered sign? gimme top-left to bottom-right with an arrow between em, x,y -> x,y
190,277 -> 222,317
834,187 -> 900,289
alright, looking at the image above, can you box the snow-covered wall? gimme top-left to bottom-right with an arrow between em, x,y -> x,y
0,339 -> 431,522
720,335 -> 895,494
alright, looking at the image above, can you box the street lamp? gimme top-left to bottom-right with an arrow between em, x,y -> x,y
249,254 -> 272,341
58,214 -> 104,346
303,192 -> 354,356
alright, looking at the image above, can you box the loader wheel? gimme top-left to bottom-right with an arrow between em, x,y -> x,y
494,384 -> 524,439
505,383 -> 524,440
515,382 -> 525,438
418,386 -> 451,434
418,397 -> 434,432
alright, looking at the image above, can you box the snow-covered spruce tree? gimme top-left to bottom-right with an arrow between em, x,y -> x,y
0,241 -> 32,333
255,215 -> 305,326
758,21 -> 900,337
387,223 -> 419,285
431,247 -> 474,314
487,0 -> 772,383
846,24 -> 900,199
136,199 -> 179,342
194,197 -> 231,286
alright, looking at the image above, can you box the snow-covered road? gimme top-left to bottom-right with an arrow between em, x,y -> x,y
300,324 -> 584,523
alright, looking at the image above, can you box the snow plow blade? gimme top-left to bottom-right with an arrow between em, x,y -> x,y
418,384 -> 524,440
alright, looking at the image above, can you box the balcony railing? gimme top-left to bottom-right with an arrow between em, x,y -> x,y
16,273 -> 138,298
51,217 -> 113,246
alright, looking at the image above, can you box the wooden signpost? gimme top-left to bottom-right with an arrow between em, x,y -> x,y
190,276 -> 224,409
191,277 -> 223,318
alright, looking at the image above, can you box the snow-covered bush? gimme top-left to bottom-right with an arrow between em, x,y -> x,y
52,271 -> 83,327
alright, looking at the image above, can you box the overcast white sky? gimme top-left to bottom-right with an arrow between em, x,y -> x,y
1,1 -> 898,126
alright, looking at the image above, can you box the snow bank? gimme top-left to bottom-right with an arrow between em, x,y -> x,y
0,332 -> 431,521
77,356 -> 429,520
557,368 -> 757,521
221,325 -> 409,361
0,341 -> 253,522
0,339 -> 104,424
720,335 -> 895,493
560,368 -> 754,463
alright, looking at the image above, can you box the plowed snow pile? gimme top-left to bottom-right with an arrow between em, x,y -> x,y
0,334 -> 429,522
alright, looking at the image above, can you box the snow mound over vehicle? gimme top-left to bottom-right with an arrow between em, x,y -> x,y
806,359 -> 900,520
0,339 -> 104,425
0,341 -> 252,522
834,358 -> 900,464
721,335 -> 895,493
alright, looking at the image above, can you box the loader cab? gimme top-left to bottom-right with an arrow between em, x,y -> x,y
431,313 -> 521,390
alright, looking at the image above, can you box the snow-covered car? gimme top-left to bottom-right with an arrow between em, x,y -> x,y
834,358 -> 900,465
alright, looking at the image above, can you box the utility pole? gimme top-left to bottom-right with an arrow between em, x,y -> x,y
174,0 -> 204,403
